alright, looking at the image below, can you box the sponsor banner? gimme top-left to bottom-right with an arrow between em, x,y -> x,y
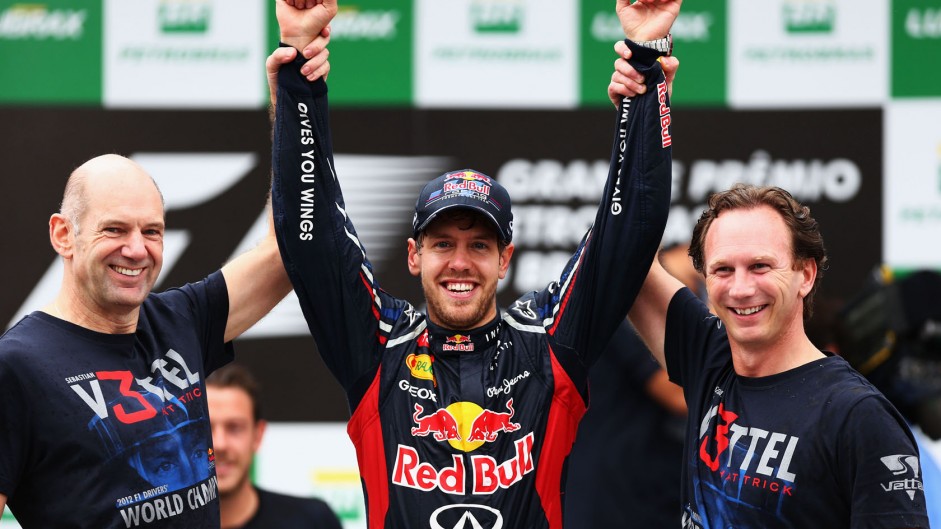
729,0 -> 888,108
103,0 -> 266,108
0,1 -> 101,104
892,1 -> 941,98
884,100 -> 941,268
264,0 -> 413,106
415,0 -> 578,108
255,423 -> 366,529
579,1 -> 727,107
490,108 -> 882,303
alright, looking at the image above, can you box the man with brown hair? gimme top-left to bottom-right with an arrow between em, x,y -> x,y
207,363 -> 341,529
626,182 -> 930,527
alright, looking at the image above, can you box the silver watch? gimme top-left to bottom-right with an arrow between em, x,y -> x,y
635,33 -> 673,56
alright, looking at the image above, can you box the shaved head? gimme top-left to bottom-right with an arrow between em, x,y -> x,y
61,154 -> 165,232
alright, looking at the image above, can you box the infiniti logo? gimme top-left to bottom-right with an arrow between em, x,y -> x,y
430,504 -> 503,529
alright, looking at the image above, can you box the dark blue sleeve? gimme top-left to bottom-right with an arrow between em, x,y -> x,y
664,287 -> 728,391
271,52 -> 385,393
546,41 -> 672,368
151,270 -> 234,375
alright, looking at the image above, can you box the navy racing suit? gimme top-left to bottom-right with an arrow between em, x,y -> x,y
272,41 -> 673,529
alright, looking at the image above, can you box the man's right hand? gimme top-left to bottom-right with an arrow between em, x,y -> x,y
607,41 -> 679,107
277,0 -> 337,55
616,0 -> 682,41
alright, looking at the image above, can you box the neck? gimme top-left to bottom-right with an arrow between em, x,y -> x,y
219,480 -> 259,529
48,293 -> 139,334
730,328 -> 824,378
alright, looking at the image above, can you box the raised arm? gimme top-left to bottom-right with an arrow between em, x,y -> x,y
219,0 -> 335,343
628,258 -> 684,367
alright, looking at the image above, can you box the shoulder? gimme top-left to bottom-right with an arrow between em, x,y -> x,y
0,313 -> 59,362
503,291 -> 548,329
255,488 -> 341,525
143,271 -> 228,319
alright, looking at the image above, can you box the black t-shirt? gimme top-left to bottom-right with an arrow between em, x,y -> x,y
0,272 -> 233,528
241,488 -> 342,529
564,320 -> 684,528
665,288 -> 930,528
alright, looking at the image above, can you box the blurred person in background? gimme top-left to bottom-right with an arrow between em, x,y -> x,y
208,363 -> 342,529
833,267 -> 941,527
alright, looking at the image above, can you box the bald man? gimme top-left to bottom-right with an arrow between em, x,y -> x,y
0,151 -> 297,528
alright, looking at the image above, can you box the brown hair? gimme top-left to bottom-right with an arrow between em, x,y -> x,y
688,184 -> 828,318
206,363 -> 263,422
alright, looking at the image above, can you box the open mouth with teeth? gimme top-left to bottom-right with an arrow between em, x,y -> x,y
733,305 -> 766,316
444,281 -> 475,295
112,265 -> 143,277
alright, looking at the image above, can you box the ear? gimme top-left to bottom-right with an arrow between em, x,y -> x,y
407,238 -> 421,277
498,243 -> 515,280
798,258 -> 817,299
252,419 -> 268,453
49,213 -> 75,258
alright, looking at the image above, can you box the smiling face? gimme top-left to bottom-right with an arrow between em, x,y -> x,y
207,385 -> 265,497
55,155 -> 165,323
702,205 -> 816,355
407,210 -> 514,331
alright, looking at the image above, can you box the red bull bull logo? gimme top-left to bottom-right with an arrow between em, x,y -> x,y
410,403 -> 461,441
411,400 -> 524,453
446,170 -> 492,184
443,334 -> 474,352
467,399 -> 520,442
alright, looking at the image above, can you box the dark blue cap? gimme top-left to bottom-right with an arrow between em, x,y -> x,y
412,169 -> 513,243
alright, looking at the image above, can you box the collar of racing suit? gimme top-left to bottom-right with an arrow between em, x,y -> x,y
424,313 -> 503,357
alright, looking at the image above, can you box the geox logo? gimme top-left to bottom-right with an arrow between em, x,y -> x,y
880,454 -> 923,500
0,5 -> 86,40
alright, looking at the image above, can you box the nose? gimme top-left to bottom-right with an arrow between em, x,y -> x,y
727,269 -> 756,299
121,230 -> 148,261
211,424 -> 227,451
448,245 -> 472,271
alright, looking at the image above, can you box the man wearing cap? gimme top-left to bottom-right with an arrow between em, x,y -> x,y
269,0 -> 679,527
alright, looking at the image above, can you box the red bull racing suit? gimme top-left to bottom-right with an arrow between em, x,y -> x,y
271,41 -> 672,529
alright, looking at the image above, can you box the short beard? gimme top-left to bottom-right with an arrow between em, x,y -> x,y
423,277 -> 497,331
